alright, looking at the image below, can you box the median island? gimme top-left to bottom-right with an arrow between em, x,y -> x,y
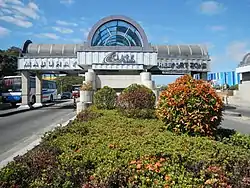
1,75 -> 250,187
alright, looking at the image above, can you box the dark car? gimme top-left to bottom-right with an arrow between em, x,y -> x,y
61,92 -> 72,99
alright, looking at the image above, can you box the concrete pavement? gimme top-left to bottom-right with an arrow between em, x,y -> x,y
0,101 -> 76,167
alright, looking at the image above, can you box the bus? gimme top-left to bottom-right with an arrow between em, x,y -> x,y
1,76 -> 57,107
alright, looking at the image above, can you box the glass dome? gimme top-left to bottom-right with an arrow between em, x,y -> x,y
91,20 -> 143,47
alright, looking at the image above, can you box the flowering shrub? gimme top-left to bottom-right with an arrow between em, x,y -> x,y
156,74 -> 223,137
94,86 -> 117,110
116,84 -> 156,118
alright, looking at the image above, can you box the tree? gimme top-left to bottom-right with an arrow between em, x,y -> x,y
0,46 -> 21,78
56,76 -> 85,93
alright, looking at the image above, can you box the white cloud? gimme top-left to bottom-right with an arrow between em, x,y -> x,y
0,1 -> 42,28
226,41 -> 250,62
28,2 -> 39,11
35,33 -> 60,40
211,41 -> 250,71
0,15 -> 32,28
204,42 -> 215,50
11,2 -> 40,20
70,38 -> 83,43
52,26 -> 74,34
60,0 -> 74,5
0,26 -> 10,37
56,20 -> 78,27
1,8 -> 12,14
80,27 -> 91,39
209,25 -> 226,31
5,0 -> 23,5
200,1 -> 226,15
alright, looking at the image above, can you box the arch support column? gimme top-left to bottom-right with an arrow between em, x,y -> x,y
18,71 -> 30,109
140,71 -> 159,104
85,69 -> 96,90
33,73 -> 42,107
140,72 -> 155,90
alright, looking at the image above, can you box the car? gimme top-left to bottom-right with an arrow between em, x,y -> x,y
61,92 -> 72,99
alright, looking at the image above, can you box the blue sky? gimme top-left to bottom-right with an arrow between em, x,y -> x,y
0,0 -> 249,84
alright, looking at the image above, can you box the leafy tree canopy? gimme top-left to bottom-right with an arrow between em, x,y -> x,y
0,46 -> 21,78
56,75 -> 85,93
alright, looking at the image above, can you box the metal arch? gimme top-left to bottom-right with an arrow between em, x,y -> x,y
166,45 -> 170,56
198,44 -> 204,56
73,44 -> 77,54
242,53 -> 250,64
87,15 -> 150,49
37,44 -> 41,54
92,22 -> 140,47
177,45 -> 181,55
187,45 -> 193,56
104,34 -> 131,46
62,44 -> 65,55
22,40 -> 32,53
49,44 -> 53,54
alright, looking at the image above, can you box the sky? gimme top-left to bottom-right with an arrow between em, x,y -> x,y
0,0 -> 250,85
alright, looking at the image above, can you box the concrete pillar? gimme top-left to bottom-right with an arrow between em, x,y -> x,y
153,89 -> 159,105
140,72 -> 158,104
18,71 -> 30,109
33,73 -> 42,107
140,72 -> 155,90
85,69 -> 96,90
76,102 -> 92,114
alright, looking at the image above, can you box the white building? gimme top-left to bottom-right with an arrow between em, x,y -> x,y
230,53 -> 250,104
17,15 -> 211,107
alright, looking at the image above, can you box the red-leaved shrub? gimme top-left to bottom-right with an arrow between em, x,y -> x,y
116,84 -> 156,118
156,74 -> 223,137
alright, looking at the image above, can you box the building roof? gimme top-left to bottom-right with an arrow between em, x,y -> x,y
22,43 -> 209,59
238,53 -> 250,67
24,43 -> 83,57
154,44 -> 209,59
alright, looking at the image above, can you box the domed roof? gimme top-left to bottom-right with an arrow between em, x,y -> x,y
238,53 -> 250,67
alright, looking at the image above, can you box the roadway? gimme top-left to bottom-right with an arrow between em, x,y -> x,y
221,115 -> 250,134
0,101 -> 76,165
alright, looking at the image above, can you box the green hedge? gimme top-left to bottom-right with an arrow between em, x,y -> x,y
94,86 -> 117,110
1,108 -> 250,187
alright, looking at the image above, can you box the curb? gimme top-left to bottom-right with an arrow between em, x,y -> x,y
223,111 -> 242,117
0,103 -> 55,117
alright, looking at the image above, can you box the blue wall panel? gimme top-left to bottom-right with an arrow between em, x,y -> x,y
208,71 -> 239,86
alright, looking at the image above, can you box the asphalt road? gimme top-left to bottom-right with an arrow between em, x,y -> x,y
221,115 -> 250,134
0,102 -> 76,165
229,108 -> 250,118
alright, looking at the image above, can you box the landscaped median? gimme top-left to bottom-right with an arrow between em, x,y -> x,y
1,75 -> 250,187
0,107 -> 249,187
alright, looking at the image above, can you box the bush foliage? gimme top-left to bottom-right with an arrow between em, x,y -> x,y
94,86 -> 117,110
1,108 -> 250,187
156,74 -> 224,137
116,84 -> 156,118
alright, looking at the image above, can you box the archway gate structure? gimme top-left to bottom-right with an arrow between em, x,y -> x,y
18,15 -> 211,107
